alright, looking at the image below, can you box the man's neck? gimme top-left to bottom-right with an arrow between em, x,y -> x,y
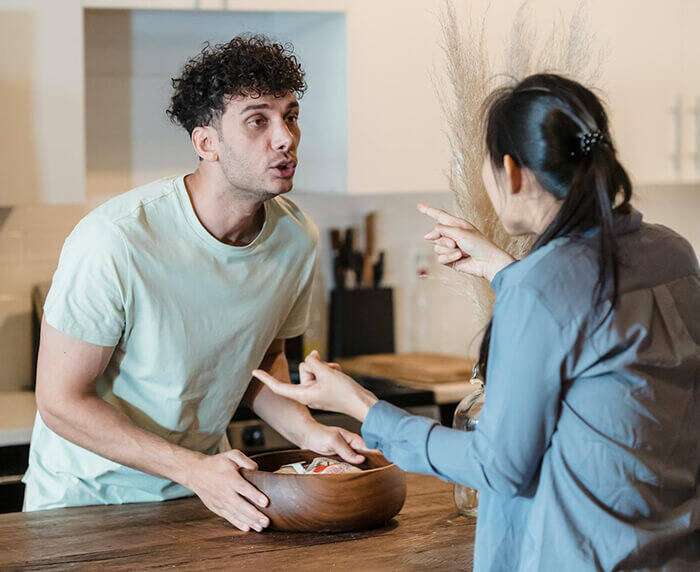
184,166 -> 266,247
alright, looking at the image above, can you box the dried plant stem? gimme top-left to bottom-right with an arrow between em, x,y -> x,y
435,0 -> 603,326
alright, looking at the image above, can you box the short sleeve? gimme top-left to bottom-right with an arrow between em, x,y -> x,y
43,215 -> 129,346
277,253 -> 317,339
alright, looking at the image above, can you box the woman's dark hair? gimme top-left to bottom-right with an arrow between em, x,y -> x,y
478,73 -> 633,377
167,34 -> 307,135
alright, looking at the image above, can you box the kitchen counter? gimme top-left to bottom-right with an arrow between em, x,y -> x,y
336,354 -> 476,405
0,391 -> 36,447
0,473 -> 475,570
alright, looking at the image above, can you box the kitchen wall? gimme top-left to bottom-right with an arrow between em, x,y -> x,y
1,182 -> 698,392
0,204 -> 85,391
292,183 -> 700,359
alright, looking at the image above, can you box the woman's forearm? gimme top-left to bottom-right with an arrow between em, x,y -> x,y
362,286 -> 565,496
361,401 -> 504,491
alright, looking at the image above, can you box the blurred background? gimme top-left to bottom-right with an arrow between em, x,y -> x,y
1,0 -> 698,510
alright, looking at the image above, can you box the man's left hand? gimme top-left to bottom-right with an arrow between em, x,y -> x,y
303,423 -> 368,465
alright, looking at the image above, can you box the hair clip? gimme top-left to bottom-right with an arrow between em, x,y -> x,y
578,130 -> 608,156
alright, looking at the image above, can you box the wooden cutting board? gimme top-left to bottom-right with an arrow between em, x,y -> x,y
335,353 -> 476,384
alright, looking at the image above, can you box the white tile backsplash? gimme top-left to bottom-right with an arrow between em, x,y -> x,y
0,182 -> 697,392
292,182 -> 700,360
291,191 -> 492,358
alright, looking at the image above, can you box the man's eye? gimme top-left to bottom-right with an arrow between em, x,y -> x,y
287,115 -> 299,123
249,117 -> 267,127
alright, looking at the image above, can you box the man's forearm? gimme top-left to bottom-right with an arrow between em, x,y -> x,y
247,350 -> 316,447
40,394 -> 202,489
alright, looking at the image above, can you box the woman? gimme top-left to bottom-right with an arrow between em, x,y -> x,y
253,74 -> 700,570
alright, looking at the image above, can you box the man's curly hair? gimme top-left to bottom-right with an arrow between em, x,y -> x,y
167,34 -> 307,135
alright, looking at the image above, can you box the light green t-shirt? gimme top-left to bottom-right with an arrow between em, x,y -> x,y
23,175 -> 318,511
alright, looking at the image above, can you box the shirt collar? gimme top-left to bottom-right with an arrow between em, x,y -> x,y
490,208 -> 643,294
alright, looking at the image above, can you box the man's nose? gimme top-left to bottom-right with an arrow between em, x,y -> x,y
271,121 -> 294,152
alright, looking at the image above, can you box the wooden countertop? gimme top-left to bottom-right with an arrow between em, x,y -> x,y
0,473 -> 475,570
337,354 -> 477,405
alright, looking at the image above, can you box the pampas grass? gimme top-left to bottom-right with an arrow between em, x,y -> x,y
434,0 -> 604,326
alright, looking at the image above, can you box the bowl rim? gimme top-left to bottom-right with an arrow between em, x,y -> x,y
241,448 -> 398,477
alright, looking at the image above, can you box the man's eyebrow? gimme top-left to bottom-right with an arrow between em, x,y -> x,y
240,103 -> 270,114
239,101 -> 299,114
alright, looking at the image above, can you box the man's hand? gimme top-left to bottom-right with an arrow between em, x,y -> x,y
303,423 -> 369,465
186,449 -> 270,533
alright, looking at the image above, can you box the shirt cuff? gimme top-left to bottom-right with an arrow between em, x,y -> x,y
490,259 -> 518,294
361,400 -> 439,476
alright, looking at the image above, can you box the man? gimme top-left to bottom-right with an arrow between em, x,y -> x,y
23,35 -> 366,533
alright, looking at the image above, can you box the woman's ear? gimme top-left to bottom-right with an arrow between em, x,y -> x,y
502,154 -> 522,196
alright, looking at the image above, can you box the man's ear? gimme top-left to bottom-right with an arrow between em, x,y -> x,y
503,154 -> 522,196
191,125 -> 219,162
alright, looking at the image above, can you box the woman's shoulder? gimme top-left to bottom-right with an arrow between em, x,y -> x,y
494,219 -> 699,325
628,222 -> 699,282
493,236 -> 600,324
497,236 -> 598,292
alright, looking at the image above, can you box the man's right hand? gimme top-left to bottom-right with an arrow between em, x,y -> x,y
186,449 -> 270,533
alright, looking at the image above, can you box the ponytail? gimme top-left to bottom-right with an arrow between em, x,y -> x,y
477,73 -> 633,379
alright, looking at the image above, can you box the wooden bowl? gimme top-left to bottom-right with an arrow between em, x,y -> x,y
241,449 -> 406,532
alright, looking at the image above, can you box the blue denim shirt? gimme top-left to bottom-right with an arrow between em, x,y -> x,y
362,211 -> 700,571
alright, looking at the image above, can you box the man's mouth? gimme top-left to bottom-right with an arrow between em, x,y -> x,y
270,160 -> 297,179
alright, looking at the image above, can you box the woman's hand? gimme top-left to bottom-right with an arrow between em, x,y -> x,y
252,351 -> 378,422
418,204 -> 515,282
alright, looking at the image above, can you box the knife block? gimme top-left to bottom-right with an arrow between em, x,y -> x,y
328,288 -> 394,359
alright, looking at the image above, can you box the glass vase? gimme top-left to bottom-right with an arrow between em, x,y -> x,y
452,365 -> 485,517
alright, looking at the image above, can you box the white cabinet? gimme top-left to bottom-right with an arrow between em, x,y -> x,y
84,0 -> 452,197
457,0 -> 695,187
82,0 -> 345,9
345,0 -> 698,192
345,0 -> 450,194
2,0 -> 697,206
589,0 -> 688,186
680,0 -> 700,182
0,0 -> 85,205
451,0 -> 693,187
83,8 -> 347,201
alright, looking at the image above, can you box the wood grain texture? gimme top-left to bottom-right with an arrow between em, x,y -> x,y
336,353 -> 477,384
241,449 -> 406,532
0,473 -> 475,571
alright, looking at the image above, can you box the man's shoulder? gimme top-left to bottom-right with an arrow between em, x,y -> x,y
269,195 -> 319,246
89,176 -> 180,226
66,176 -> 182,254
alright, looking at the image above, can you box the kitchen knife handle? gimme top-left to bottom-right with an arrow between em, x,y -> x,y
333,255 -> 346,290
353,252 -> 365,288
373,251 -> 385,289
